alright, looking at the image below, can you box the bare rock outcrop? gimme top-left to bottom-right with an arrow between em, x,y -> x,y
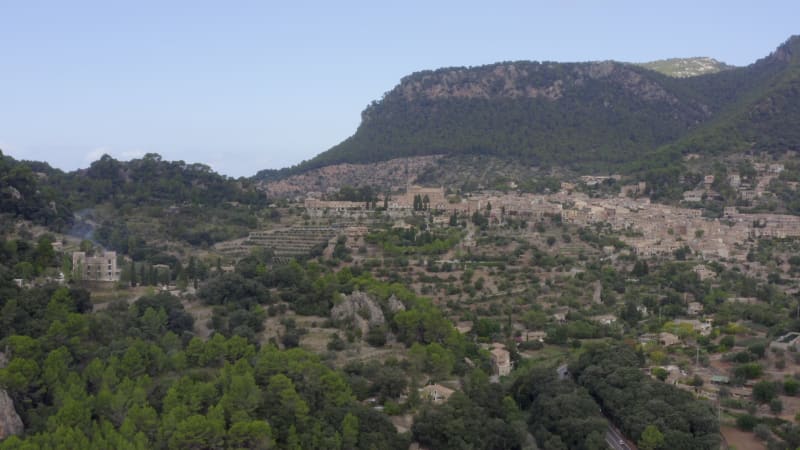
331,291 -> 385,334
262,155 -> 441,199
387,294 -> 406,313
0,389 -> 23,440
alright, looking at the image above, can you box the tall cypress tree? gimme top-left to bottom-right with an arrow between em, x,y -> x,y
130,261 -> 137,286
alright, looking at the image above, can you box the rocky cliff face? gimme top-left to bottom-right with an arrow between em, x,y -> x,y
331,291 -> 386,334
386,294 -> 406,314
373,60 -> 684,113
0,389 -> 23,441
262,155 -> 441,199
0,350 -> 24,441
300,55 -> 717,173
637,57 -> 735,78
769,35 -> 800,64
284,35 -> 800,179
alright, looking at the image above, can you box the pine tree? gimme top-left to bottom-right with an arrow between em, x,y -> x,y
341,413 -> 359,450
639,425 -> 664,450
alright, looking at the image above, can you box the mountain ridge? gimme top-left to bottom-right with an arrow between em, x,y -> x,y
260,35 -> 800,180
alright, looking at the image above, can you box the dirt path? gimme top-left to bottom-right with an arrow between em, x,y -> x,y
91,287 -> 152,311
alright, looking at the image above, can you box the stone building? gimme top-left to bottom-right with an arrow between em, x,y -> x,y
659,332 -> 681,347
72,251 -> 120,282
420,384 -> 455,404
490,344 -> 512,377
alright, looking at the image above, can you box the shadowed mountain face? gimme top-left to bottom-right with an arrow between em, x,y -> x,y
670,36 -> 800,157
274,36 -> 800,177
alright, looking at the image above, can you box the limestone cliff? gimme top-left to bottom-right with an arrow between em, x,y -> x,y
278,35 -> 800,177
0,389 -> 23,441
331,291 -> 386,334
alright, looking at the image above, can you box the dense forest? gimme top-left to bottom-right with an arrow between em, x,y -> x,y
0,240 -> 419,449
1,229 -> 731,449
1,151 -> 271,256
409,342 -> 721,450
572,345 -> 720,449
0,290 -> 406,448
0,152 -> 73,231
670,35 -> 800,156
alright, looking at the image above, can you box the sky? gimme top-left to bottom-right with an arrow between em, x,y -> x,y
1,1 -> 798,177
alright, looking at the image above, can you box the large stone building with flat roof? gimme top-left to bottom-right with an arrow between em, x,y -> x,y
72,251 -> 120,282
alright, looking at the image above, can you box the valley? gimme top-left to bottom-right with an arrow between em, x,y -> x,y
3,34 -> 800,450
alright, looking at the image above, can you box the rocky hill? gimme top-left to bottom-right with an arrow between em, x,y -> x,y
637,57 -> 734,77
0,151 -> 73,231
0,389 -> 23,440
261,155 -> 441,199
279,36 -> 800,177
0,352 -> 23,441
300,60 -> 712,173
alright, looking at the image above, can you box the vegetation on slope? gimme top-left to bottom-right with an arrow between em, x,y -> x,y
636,57 -> 734,78
665,35 -> 800,158
299,61 -> 713,173
3,151 -> 272,256
263,35 -> 800,180
0,151 -> 73,232
572,344 -> 720,449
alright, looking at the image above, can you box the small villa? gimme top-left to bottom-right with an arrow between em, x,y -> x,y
771,332 -> 800,350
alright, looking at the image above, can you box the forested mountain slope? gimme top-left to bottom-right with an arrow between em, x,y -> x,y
670,35 -> 800,157
1,151 -> 270,253
0,151 -> 73,231
278,36 -> 800,177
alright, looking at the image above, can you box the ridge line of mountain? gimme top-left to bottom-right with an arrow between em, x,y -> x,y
256,35 -> 799,181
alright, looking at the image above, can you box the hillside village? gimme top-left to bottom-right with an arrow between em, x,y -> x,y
235,152 -> 800,449
6,149 -> 800,449
296,155 -> 800,262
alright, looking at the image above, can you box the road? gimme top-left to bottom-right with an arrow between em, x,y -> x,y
553,365 -> 636,450
606,425 -> 634,450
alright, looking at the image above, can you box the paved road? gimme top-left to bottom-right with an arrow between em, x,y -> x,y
606,425 -> 633,450
552,365 -> 635,450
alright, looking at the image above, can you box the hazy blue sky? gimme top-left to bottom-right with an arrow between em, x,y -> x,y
1,1 -> 798,177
